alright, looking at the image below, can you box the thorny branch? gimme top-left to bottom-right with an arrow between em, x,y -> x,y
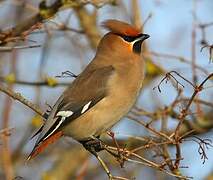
153,71 -> 213,170
153,71 -> 195,93
102,144 -> 191,180
0,0 -> 213,179
186,136 -> 213,164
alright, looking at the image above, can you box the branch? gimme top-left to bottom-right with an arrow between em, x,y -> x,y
0,44 -> 41,52
174,73 -> 213,167
0,85 -> 43,116
0,0 -> 63,45
0,71 -> 78,87
74,6 -> 101,49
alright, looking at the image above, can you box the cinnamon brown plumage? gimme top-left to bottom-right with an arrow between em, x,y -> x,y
28,19 -> 149,160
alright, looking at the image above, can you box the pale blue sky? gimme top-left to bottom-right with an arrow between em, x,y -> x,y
0,0 -> 212,179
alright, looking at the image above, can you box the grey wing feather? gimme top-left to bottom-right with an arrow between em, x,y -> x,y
34,65 -> 115,145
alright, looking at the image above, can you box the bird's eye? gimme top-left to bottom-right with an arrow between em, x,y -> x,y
119,34 -> 143,42
121,35 -> 136,42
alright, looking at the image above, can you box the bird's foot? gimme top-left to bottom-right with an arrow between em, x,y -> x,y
80,138 -> 105,153
80,138 -> 113,179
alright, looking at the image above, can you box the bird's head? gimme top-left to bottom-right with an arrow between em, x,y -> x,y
97,19 -> 149,56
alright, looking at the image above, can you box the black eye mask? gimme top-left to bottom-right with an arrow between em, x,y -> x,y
119,34 -> 143,42
118,33 -> 150,54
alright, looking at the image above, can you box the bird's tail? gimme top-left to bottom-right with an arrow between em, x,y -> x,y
27,131 -> 63,161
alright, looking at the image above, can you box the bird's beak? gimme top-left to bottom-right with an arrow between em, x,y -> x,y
137,34 -> 150,42
133,34 -> 150,54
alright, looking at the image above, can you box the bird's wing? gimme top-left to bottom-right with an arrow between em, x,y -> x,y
28,65 -> 115,159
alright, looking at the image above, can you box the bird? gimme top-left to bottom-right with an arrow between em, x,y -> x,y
28,19 -> 150,161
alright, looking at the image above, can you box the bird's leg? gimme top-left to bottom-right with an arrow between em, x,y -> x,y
80,137 -> 105,152
82,137 -> 121,160
80,138 -> 113,179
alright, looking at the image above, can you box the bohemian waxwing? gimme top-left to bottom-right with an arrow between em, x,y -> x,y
28,19 -> 150,160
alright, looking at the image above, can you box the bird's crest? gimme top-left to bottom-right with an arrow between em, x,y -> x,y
102,19 -> 141,37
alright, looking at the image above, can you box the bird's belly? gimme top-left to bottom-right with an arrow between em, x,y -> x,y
63,84 -> 140,141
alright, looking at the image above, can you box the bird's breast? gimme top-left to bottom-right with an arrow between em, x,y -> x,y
63,58 -> 144,141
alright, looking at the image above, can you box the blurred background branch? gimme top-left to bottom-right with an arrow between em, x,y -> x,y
0,0 -> 212,179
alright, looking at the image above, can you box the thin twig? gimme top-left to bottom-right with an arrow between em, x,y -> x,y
174,73 -> 213,167
0,44 -> 41,52
127,115 -> 172,142
0,85 -> 43,116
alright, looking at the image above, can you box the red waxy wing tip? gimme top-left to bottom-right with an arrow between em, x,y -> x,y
102,19 -> 141,36
27,131 -> 63,161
